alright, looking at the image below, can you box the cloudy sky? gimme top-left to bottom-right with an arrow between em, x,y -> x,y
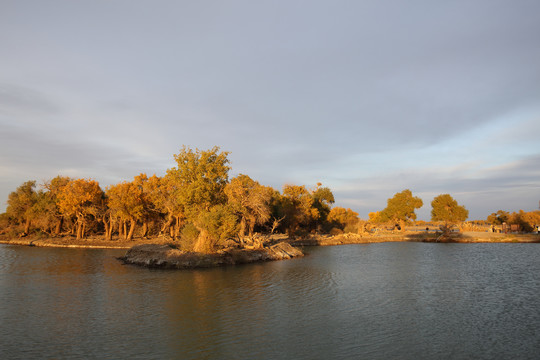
1,0 -> 539,220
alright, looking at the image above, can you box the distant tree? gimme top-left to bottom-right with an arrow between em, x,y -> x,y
143,174 -> 182,238
224,174 -> 272,238
267,188 -> 287,233
379,189 -> 423,230
6,180 -> 38,234
522,211 -> 540,231
328,207 -> 359,233
57,178 -> 104,239
487,210 -> 509,225
368,211 -> 383,224
132,173 -> 159,238
41,176 -> 71,235
310,183 -> 335,232
281,184 -> 319,237
106,181 -> 144,241
430,194 -> 469,226
507,210 -> 534,232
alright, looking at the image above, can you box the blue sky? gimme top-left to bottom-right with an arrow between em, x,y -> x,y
1,0 -> 539,220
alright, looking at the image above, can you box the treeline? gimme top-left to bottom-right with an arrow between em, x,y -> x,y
2,146 -> 537,252
486,210 -> 540,232
1,147 -> 348,252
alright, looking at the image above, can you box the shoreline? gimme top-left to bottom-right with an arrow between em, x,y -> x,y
2,232 -> 538,270
119,242 -> 304,269
292,231 -> 540,246
1,231 -> 539,250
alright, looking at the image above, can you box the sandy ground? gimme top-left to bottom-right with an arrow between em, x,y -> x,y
1,231 -> 538,249
0,235 -> 173,249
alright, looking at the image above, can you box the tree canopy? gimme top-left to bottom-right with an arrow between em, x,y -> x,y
378,189 -> 423,229
167,146 -> 230,216
431,194 -> 469,225
487,210 -> 509,225
224,174 -> 272,238
6,180 -> 38,234
13,145 -> 534,249
57,178 -> 104,239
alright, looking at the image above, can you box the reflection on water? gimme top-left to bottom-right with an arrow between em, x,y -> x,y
1,243 -> 540,359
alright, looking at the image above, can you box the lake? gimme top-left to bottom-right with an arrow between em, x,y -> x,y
1,242 -> 539,359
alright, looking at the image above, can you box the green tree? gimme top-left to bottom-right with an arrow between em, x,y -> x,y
431,194 -> 469,226
6,180 -> 38,234
380,189 -> 423,230
196,204 -> 239,252
166,146 -> 231,252
310,183 -> 335,232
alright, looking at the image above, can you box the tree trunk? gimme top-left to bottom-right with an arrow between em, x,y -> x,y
76,223 -> 83,240
24,218 -> 31,234
239,217 -> 246,238
248,216 -> 256,237
141,221 -> 148,238
160,211 -> 174,236
193,230 -> 214,253
55,216 -> 63,235
175,216 -> 182,237
123,221 -> 128,240
76,214 -> 84,240
103,221 -> 111,241
103,215 -> 113,241
127,219 -> 136,241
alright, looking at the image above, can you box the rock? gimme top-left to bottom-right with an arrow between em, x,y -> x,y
119,241 -> 304,269
266,242 -> 304,260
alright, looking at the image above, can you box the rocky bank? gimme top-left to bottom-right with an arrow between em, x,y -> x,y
119,241 -> 304,269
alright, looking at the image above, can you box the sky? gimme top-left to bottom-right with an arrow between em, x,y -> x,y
1,0 -> 539,220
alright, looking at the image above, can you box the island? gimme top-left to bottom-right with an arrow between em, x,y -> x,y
1,146 -> 538,270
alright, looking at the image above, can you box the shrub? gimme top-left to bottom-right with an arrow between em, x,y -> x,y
179,223 -> 200,251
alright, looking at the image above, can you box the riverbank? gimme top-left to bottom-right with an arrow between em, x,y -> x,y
1,231 -> 538,250
290,231 -> 540,246
0,235 -> 172,249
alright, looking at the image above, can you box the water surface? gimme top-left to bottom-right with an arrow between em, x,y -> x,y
1,243 -> 539,359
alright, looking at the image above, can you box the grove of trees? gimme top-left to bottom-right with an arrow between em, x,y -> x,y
1,147 -> 352,252
2,146 -> 537,252
486,209 -> 540,232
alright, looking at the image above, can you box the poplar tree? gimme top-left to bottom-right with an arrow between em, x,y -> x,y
225,174 -> 272,238
379,189 -> 423,230
6,180 -> 38,234
167,146 -> 232,252
57,179 -> 104,239
431,194 -> 468,226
